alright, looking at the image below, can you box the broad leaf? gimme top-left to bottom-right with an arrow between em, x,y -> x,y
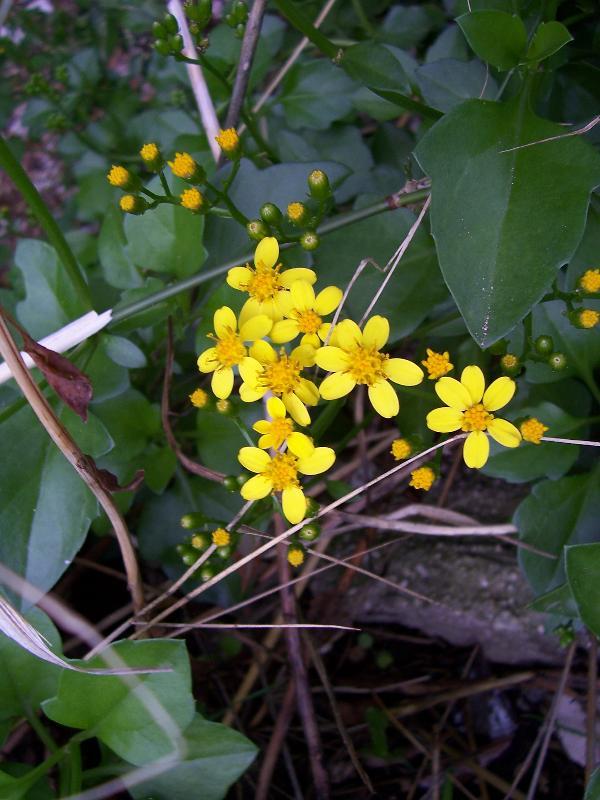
43,640 -> 195,766
280,60 -> 355,130
457,11 -> 527,70
566,544 -> 600,638
525,21 -> 572,64
98,206 -> 142,290
415,59 -> 497,112
415,97 -> 600,345
586,767 -> 600,800
127,714 -> 257,800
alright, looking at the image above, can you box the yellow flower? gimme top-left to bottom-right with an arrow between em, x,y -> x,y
238,433 -> 335,523
197,306 -> 272,399
579,269 -> 600,293
287,202 -> 307,223
189,388 -> 209,408
578,309 -> 599,329
288,547 -> 305,567
426,366 -> 521,468
238,341 -> 319,426
315,316 -> 424,418
391,438 -> 412,460
212,528 -> 231,547
422,348 -> 453,380
270,280 -> 343,350
191,533 -> 208,549
227,237 -> 316,320
253,396 -> 295,449
168,151 -> 200,180
501,354 -> 518,369
120,195 -> 137,213
520,417 -> 548,444
409,466 -> 435,491
180,187 -> 204,212
107,165 -> 133,188
140,142 -> 160,162
215,128 -> 239,155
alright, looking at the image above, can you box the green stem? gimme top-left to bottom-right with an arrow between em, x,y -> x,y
351,0 -> 374,35
25,710 -> 58,753
273,0 -> 340,59
0,135 -> 91,309
240,110 -> 280,162
159,171 -> 173,196
67,741 -> 82,794
204,180 -> 249,225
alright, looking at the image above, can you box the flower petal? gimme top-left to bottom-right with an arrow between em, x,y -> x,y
287,432 -> 314,459
214,306 -> 237,338
250,339 -> 277,364
241,474 -> 272,500
290,280 -> 315,310
283,393 -> 311,426
297,447 -> 335,476
368,379 -> 399,418
257,433 -> 274,449
315,346 -> 350,372
238,297 -> 265,327
279,268 -> 317,287
238,447 -> 271,473
302,332 -> 321,349
426,407 -> 464,433
238,356 -> 262,385
291,344 -> 316,368
211,367 -> 233,399
254,236 -> 279,269
240,383 -> 265,402
384,358 -> 424,386
267,396 -> 287,419
296,378 -> 320,405
270,319 -> 299,344
282,486 -> 307,524
319,372 -> 356,400
487,417 -> 521,448
362,315 -> 389,349
335,319 -> 363,350
239,314 -> 272,342
435,377 -> 472,411
460,365 -> 485,404
197,347 -> 218,373
463,431 -> 489,468
227,266 -> 251,290
483,377 -> 516,412
315,286 -> 343,316
253,420 -> 271,433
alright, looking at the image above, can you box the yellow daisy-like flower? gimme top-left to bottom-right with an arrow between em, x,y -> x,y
422,348 -> 453,380
120,195 -> 137,213
578,309 -> 599,329
238,433 -> 335,523
391,438 -> 412,461
315,316 -> 424,418
253,396 -> 295,450
426,366 -> 521,468
579,269 -> 600,293
520,417 -> 548,444
168,151 -> 200,180
107,164 -> 131,188
140,142 -> 160,162
189,388 -> 209,408
288,547 -> 305,567
215,128 -> 239,155
287,202 -> 306,223
212,528 -> 231,547
409,466 -> 435,491
238,341 -> 319,426
197,306 -> 272,399
227,237 -> 316,321
270,280 -> 343,350
180,187 -> 204,212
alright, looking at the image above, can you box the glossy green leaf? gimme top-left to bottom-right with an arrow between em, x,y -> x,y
43,640 -> 195,766
515,469 -> 600,594
379,4 -> 444,49
566,543 -> 600,637
528,582 -> 579,618
127,714 -> 257,800
280,60 -> 355,130
415,98 -> 600,346
457,11 -> 527,70
0,608 -> 62,720
525,21 -> 573,64
104,334 -> 147,369
415,58 -> 497,112
342,43 -> 411,95
98,206 -> 142,290
585,767 -> 600,800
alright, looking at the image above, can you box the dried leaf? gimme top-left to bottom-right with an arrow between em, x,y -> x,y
79,454 -> 145,493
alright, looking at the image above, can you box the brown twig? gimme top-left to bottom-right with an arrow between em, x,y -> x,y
256,681 -> 296,800
0,312 -> 145,614
224,0 -> 268,131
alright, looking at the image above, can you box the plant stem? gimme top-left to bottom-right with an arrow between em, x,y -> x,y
224,0 -> 268,131
0,135 -> 91,309
274,0 -> 340,58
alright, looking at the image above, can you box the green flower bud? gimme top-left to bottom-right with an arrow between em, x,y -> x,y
223,475 -> 239,492
154,38 -> 171,56
246,219 -> 270,241
236,472 -> 250,487
190,533 -> 210,550
260,202 -> 282,225
169,34 -> 184,53
199,563 -> 218,581
534,335 -> 554,355
152,21 -> 167,39
307,169 -> 331,200
234,23 -> 245,38
286,201 -> 308,226
163,12 -> 179,34
217,545 -> 233,559
181,550 -> 198,566
499,353 -> 520,377
299,523 -> 320,542
548,352 -> 567,371
300,231 -> 320,251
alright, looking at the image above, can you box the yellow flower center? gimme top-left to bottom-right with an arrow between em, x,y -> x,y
189,388 -> 209,408
287,547 -> 305,567
140,143 -> 159,162
409,466 -> 435,491
346,346 -> 387,386
246,265 -> 283,303
520,417 -> 548,444
262,353 -> 302,395
268,417 -> 294,447
461,403 -> 493,432
579,309 -> 599,329
580,269 -> 600,293
422,349 -> 453,380
391,438 -> 412,460
501,354 -> 518,368
212,528 -> 231,547
294,308 -> 322,335
107,165 -> 130,187
169,152 -> 196,179
180,187 -> 203,211
214,331 -> 246,368
215,128 -> 239,153
265,452 -> 299,491
120,195 -> 136,213
287,202 -> 304,222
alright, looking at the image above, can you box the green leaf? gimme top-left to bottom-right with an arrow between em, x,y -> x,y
0,608 -> 62,720
566,543 -> 600,637
457,11 -> 527,70
314,208 -> 448,342
43,640 -> 195,766
143,445 -> 177,494
379,4 -> 444,49
525,21 -> 573,64
0,405 -> 100,609
585,767 -> 600,800
127,714 -> 257,800
110,277 -> 179,334
15,240 -> 89,339
415,59 -> 497,112
415,98 -> 600,346
528,582 -> 579,618
98,206 -> 142,290
103,335 -> 147,369
515,469 -> 600,595
280,60 -> 356,130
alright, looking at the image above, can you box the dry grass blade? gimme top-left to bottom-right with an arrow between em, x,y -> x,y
499,115 -> 600,153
